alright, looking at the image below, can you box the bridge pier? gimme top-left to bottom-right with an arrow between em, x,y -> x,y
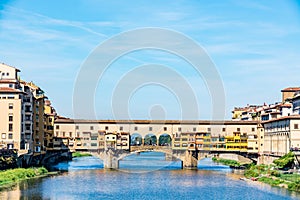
182,150 -> 198,169
103,150 -> 119,169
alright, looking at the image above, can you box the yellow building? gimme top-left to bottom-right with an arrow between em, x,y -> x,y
25,81 -> 46,155
225,132 -> 248,152
44,99 -> 56,151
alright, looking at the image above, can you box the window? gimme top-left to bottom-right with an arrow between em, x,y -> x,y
105,126 -> 109,130
252,128 -> 255,132
76,126 -> 79,130
164,127 -> 167,131
112,137 -> 115,140
134,127 -> 138,131
120,126 -> 123,131
149,127 -> 152,131
56,125 -> 59,130
237,128 -> 241,131
9,84 -> 13,88
6,72 -> 9,76
178,127 -> 181,132
2,133 -> 6,139
295,124 -> 299,130
8,103 -> 13,109
207,128 -> 211,132
90,126 -> 94,130
77,132 -> 80,137
222,128 -> 226,132
8,133 -> 13,139
9,116 -> 13,122
91,143 -> 97,147
91,136 -> 97,140
63,132 -> 65,137
69,132 -> 72,137
193,127 -> 196,132
49,118 -> 52,122
8,124 -> 13,131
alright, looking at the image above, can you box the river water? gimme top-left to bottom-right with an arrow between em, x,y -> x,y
1,152 -> 300,200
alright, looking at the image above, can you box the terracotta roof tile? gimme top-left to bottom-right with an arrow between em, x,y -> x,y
281,87 -> 300,92
0,87 -> 23,93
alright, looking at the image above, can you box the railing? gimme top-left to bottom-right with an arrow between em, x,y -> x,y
130,145 -> 172,152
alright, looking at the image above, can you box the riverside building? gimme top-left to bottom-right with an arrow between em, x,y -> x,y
54,118 -> 261,154
0,63 -> 54,156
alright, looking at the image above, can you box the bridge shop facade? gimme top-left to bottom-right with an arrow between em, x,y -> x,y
53,118 -> 264,169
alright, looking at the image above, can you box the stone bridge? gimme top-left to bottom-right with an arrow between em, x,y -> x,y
85,146 -> 255,170
88,146 -> 199,169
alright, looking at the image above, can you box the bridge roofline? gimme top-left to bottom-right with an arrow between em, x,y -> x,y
55,118 -> 259,125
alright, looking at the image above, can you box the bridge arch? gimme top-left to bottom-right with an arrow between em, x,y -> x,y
158,133 -> 172,146
117,148 -> 183,163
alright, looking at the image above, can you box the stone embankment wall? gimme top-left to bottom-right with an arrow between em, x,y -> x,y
257,155 -> 278,165
219,153 -> 252,165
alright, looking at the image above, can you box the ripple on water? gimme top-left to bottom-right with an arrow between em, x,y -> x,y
1,153 -> 300,200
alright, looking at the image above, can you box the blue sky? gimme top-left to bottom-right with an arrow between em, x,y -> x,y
0,0 -> 300,120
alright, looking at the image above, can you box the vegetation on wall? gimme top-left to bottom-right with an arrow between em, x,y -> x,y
72,152 -> 92,158
273,152 -> 295,169
212,157 -> 241,168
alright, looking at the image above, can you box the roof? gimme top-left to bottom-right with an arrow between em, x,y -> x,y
0,87 -> 24,93
54,118 -> 259,125
262,115 -> 300,124
279,103 -> 292,108
281,87 -> 300,92
0,63 -> 21,72
0,79 -> 18,84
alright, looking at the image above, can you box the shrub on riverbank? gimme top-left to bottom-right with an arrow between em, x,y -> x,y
273,152 -> 295,169
0,167 -> 48,186
212,157 -> 241,167
258,177 -> 285,186
243,154 -> 300,192
72,152 -> 92,158
288,181 -> 300,192
244,164 -> 270,178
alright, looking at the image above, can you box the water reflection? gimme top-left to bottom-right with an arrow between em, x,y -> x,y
119,152 -> 182,173
198,158 -> 231,171
1,153 -> 300,200
52,156 -> 103,171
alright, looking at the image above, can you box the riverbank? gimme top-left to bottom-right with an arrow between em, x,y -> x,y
0,167 -> 59,190
212,157 -> 247,168
244,164 -> 300,192
72,152 -> 92,158
212,154 -> 300,192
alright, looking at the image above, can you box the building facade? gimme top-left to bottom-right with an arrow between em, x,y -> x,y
54,118 -> 260,154
0,63 -> 51,156
0,63 -> 23,152
262,116 -> 300,156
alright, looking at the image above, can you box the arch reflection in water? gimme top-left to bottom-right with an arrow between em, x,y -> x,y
52,156 -> 103,171
118,151 -> 182,173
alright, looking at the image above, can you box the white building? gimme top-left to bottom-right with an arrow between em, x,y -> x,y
262,116 -> 300,156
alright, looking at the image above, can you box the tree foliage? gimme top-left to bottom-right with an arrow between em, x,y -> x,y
273,152 -> 295,169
